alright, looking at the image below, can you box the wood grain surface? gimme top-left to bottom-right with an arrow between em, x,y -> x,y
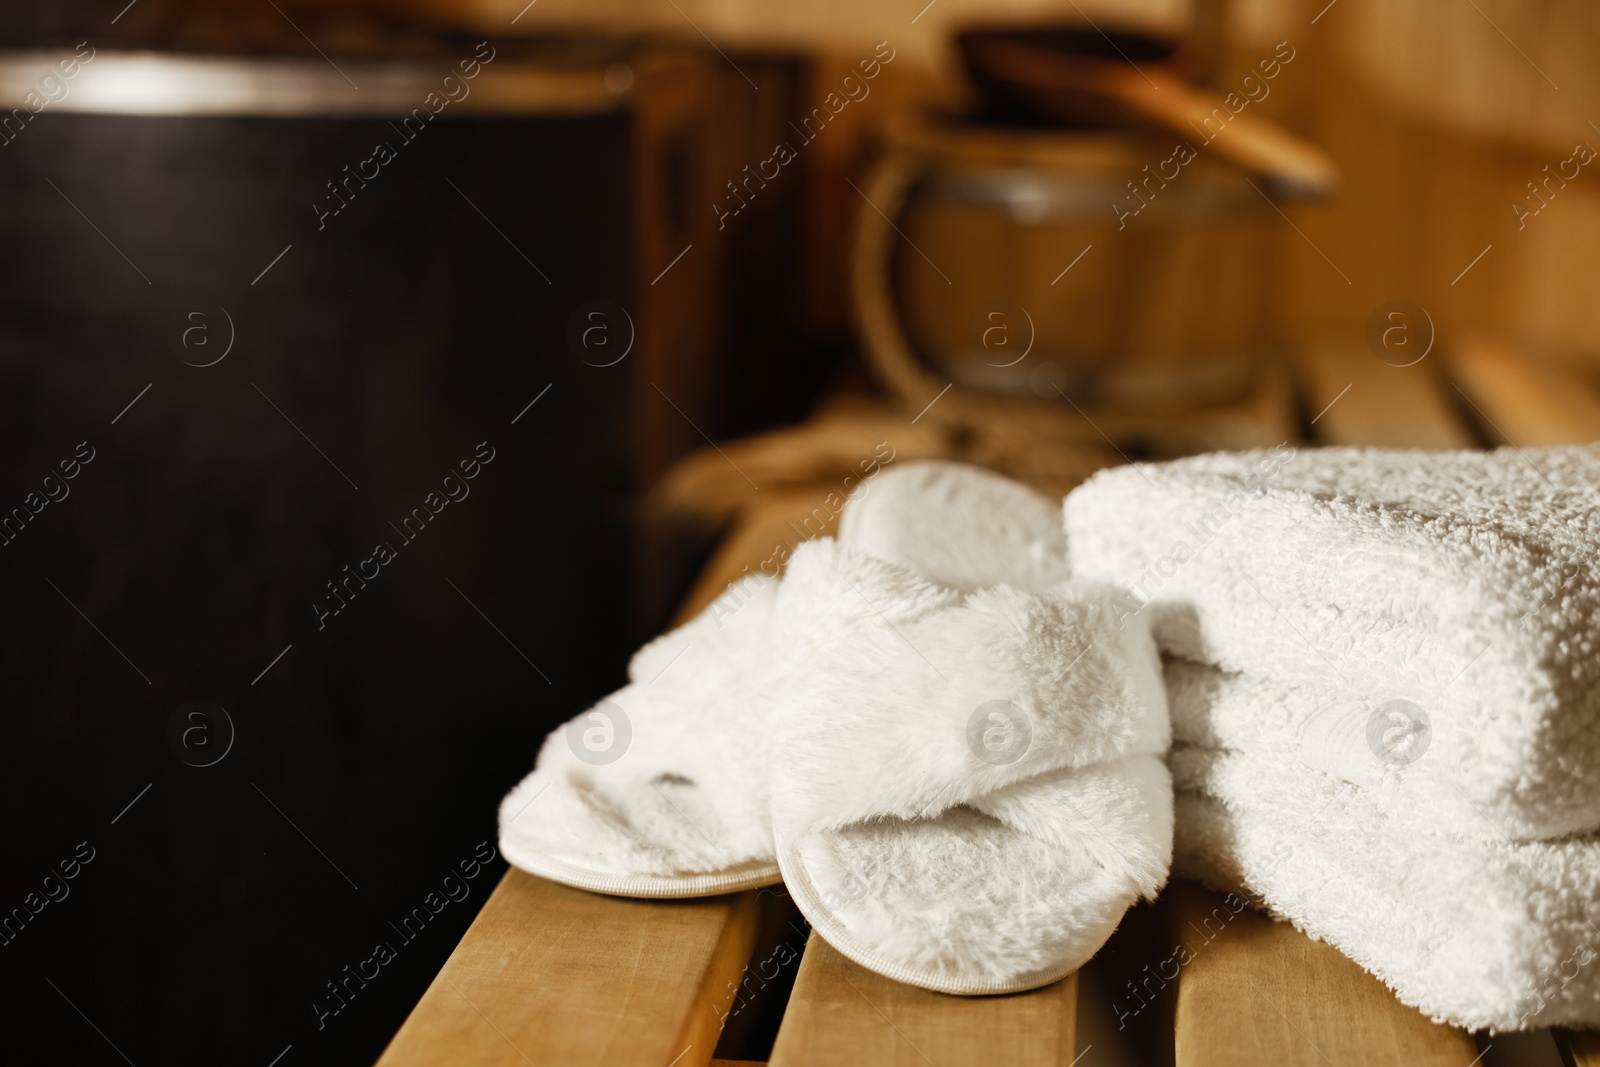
373,872 -> 759,1067
1298,342 -> 1476,448
768,932 -> 1078,1067
1449,337 -> 1600,445
1169,882 -> 1478,1067
1555,1028 -> 1600,1066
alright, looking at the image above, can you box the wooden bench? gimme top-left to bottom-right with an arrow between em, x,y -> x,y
376,343 -> 1600,1067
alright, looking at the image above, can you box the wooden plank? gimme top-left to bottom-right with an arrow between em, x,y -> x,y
375,872 -> 758,1067
1298,343 -> 1475,448
768,932 -> 1078,1067
1556,1029 -> 1600,1067
1449,337 -> 1600,445
1170,882 -> 1477,1067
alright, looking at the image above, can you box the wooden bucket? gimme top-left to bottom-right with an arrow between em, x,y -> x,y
852,116 -> 1290,455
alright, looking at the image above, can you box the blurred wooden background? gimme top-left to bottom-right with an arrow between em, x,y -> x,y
490,0 -> 1600,379
55,0 -> 1599,383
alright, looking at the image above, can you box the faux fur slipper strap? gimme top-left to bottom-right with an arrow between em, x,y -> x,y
771,539 -> 1166,830
497,574 -> 782,897
769,539 -> 1172,994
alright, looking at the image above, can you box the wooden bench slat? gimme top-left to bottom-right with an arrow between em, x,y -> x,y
374,872 -> 758,1067
1170,882 -> 1477,1067
768,933 -> 1077,1067
1298,343 -> 1475,448
1555,1028 -> 1600,1065
1449,337 -> 1600,445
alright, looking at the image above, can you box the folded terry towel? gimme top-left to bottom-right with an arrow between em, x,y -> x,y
768,537 -> 1172,994
1165,657 -> 1599,840
1067,444 -> 1600,840
1173,743 -> 1600,1031
498,574 -> 782,897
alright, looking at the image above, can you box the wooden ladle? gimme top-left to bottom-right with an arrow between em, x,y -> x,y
959,26 -> 1338,198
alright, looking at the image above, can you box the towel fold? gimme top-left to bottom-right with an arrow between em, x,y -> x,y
1165,657 -> 1600,840
1068,444 -> 1600,840
1173,744 -> 1600,1031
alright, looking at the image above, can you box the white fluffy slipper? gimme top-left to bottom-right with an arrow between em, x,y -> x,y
768,537 -> 1171,994
497,575 -> 782,897
838,460 -> 1073,593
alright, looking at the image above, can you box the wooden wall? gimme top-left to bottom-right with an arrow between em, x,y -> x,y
462,0 -> 1600,386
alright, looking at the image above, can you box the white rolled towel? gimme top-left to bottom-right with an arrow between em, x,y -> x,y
1173,743 -> 1600,1031
1067,444 -> 1600,840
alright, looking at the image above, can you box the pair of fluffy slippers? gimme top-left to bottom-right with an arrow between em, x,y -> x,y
498,462 -> 1172,994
